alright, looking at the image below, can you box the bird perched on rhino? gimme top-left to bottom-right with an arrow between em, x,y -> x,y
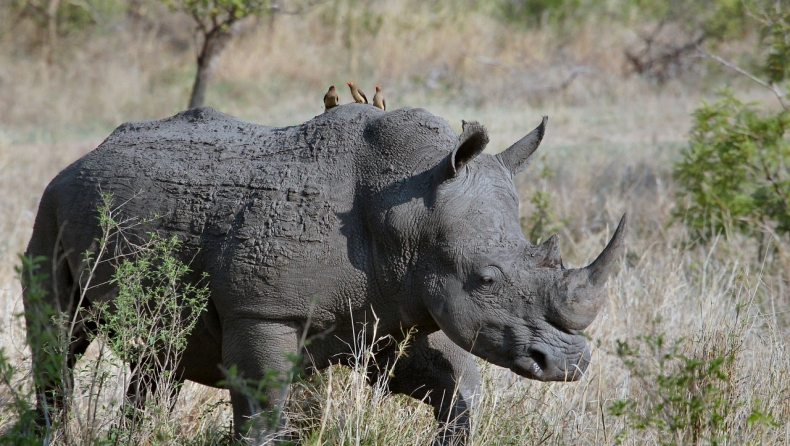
346,82 -> 367,104
323,85 -> 339,111
372,85 -> 386,110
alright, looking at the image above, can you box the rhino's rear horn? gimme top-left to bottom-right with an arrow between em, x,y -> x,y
496,116 -> 547,175
538,234 -> 561,267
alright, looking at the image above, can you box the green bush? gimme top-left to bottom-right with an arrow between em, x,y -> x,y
673,90 -> 790,241
608,334 -> 736,445
89,195 -> 210,442
626,0 -> 746,39
497,0 -> 602,27
761,1 -> 790,84
0,255 -> 55,445
673,2 -> 789,243
521,155 -> 565,244
0,194 -> 210,444
608,331 -> 779,445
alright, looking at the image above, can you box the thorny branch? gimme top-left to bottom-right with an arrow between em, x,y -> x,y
697,45 -> 788,110
759,156 -> 790,215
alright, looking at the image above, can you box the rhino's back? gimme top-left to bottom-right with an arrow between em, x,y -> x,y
48,106 -> 372,277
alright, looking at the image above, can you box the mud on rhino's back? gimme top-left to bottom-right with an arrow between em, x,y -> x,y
54,107 -> 364,275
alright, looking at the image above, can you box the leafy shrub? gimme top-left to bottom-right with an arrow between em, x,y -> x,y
625,0 -> 746,40
0,194 -> 210,444
673,89 -> 790,241
0,255 -> 54,445
522,155 -> 565,244
673,2 -> 789,243
93,232 -> 209,442
497,0 -> 603,27
761,1 -> 790,84
608,331 -> 778,445
608,334 -> 736,445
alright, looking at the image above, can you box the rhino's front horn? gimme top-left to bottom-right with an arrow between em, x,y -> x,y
496,116 -> 547,175
551,214 -> 627,331
585,213 -> 627,288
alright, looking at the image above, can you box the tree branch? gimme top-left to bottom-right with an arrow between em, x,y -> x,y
24,0 -> 46,15
759,156 -> 790,216
697,45 -> 788,110
459,48 -> 515,75
272,0 -> 329,15
191,10 -> 207,34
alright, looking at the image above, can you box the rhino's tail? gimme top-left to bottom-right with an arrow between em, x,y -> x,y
22,188 -> 95,423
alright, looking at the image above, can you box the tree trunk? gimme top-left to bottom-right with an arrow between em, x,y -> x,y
188,26 -> 236,109
44,0 -> 60,65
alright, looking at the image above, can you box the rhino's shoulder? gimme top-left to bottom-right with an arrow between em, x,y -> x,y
361,106 -> 457,154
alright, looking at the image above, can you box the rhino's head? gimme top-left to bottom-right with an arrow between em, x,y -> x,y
410,117 -> 626,381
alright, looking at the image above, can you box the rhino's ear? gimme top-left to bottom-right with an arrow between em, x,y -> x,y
445,120 -> 489,178
496,116 -> 547,175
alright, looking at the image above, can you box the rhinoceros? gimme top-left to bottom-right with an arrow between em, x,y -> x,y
23,104 -> 625,444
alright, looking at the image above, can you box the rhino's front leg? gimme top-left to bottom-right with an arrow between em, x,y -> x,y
374,331 -> 480,446
222,318 -> 299,443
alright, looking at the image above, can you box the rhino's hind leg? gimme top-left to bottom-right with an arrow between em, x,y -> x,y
23,218 -> 96,428
372,331 -> 480,446
222,318 -> 300,443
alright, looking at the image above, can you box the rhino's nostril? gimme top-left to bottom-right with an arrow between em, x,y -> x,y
527,347 -> 548,373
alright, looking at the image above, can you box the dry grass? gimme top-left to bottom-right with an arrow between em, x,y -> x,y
1,0 -> 789,444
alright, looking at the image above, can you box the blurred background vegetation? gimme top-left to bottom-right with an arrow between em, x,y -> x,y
0,0 -> 777,139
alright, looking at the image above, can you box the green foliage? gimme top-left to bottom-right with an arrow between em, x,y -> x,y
89,196 -> 209,442
673,2 -> 790,243
5,0 -> 129,43
760,1 -> 790,84
746,402 -> 780,428
497,0 -> 746,34
497,0 -> 603,28
162,0 -> 271,32
673,89 -> 790,240
608,333 -> 737,445
99,233 -> 208,364
13,253 -> 68,443
523,155 -> 564,244
0,351 -> 41,446
627,0 -> 746,40
0,255 -> 53,445
1,194 -> 210,443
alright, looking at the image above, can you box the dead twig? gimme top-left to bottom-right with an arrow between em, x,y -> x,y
523,66 -> 593,93
459,48 -> 516,75
460,48 -> 590,93
697,45 -> 788,110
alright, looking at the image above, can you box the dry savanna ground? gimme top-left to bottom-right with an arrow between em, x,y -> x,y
1,1 -> 789,444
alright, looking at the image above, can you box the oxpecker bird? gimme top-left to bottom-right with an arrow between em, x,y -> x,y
372,85 -> 386,110
346,82 -> 367,104
323,85 -> 339,111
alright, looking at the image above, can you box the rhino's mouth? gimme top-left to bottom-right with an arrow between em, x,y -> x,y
510,356 -> 545,380
510,349 -> 587,382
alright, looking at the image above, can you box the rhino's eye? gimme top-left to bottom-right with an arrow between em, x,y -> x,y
476,266 -> 503,294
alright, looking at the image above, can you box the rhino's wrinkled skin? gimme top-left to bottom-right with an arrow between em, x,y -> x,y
24,105 -> 625,444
